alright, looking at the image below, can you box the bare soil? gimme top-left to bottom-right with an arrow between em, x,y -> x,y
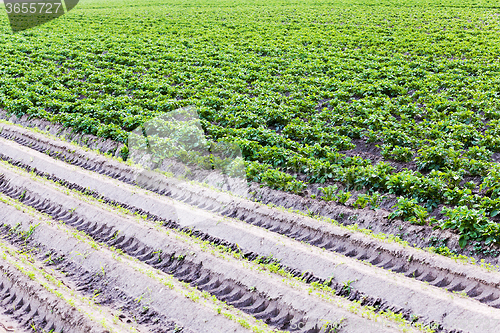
1,116 -> 500,332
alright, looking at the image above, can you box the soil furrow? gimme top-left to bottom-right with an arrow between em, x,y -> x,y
1,123 -> 500,332
0,153 -> 470,333
0,154 -> 448,331
0,124 -> 486,298
0,167 -> 408,333
0,176 -> 305,332
0,226 -> 189,333
0,197 -> 277,333
0,237 -> 153,333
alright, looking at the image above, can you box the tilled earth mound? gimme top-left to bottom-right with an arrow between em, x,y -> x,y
0,120 -> 498,333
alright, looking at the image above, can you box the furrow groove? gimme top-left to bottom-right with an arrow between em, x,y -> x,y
2,122 -> 500,332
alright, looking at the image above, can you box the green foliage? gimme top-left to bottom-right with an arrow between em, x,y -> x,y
416,143 -> 461,172
354,192 -> 384,209
318,185 -> 351,204
440,206 -> 500,248
386,170 -> 446,209
428,245 -> 459,258
465,146 -> 492,162
2,0 -> 500,248
379,145 -> 413,162
318,185 -> 338,202
120,145 -> 129,161
341,162 -> 394,192
481,164 -> 500,199
336,189 -> 352,205
353,194 -> 370,209
248,162 -> 306,194
388,197 -> 429,225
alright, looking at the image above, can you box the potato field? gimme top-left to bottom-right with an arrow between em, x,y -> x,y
0,0 -> 500,332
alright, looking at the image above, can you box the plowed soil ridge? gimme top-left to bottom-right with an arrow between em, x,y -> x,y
1,122 -> 500,332
0,166 -> 414,333
0,226 -> 200,333
0,262 -> 91,333
0,176 -> 311,332
0,155 -> 448,332
0,199 -> 268,333
0,237 -> 156,333
1,124 -> 500,306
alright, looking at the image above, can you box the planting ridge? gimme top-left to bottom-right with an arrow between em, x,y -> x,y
0,159 -> 422,332
0,122 -> 498,332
